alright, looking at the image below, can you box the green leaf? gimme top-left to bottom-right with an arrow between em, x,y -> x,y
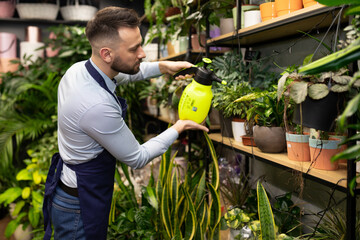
12,201 -> 25,217
203,132 -> 219,190
5,220 -> 19,238
29,206 -> 40,227
145,186 -> 158,210
331,144 -> 360,162
316,0 -> 360,7
290,81 -> 308,104
207,183 -> 221,229
171,170 -> 179,233
58,50 -> 75,58
308,84 -> 329,100
16,169 -> 32,181
31,191 -> 43,211
183,186 -> 196,240
330,84 -> 349,92
337,93 -> 360,128
277,73 -> 289,101
345,5 -> 360,16
161,185 -> 172,238
22,187 -> 31,199
194,172 -> 206,207
0,187 -> 22,205
298,38 -> 360,74
257,182 -> 276,240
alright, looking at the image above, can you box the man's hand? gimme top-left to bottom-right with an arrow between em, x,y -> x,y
159,61 -> 193,75
171,120 -> 209,134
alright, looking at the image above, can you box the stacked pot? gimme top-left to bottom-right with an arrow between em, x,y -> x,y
0,32 -> 18,75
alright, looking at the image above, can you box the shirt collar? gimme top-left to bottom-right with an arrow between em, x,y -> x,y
89,58 -> 116,93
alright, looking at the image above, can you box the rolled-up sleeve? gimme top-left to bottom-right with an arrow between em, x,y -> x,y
78,102 -> 178,169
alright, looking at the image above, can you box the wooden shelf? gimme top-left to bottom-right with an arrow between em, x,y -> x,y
208,133 -> 356,189
207,4 -> 348,47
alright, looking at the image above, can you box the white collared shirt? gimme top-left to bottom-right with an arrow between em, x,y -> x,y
58,59 -> 178,187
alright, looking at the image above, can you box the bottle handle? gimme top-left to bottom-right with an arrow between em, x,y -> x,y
173,67 -> 198,78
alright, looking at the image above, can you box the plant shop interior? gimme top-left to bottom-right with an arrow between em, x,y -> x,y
0,0 -> 360,239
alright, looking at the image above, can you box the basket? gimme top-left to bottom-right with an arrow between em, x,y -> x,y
16,0 -> 59,20
60,0 -> 98,21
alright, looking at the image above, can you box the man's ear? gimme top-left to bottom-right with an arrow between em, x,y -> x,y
99,48 -> 113,64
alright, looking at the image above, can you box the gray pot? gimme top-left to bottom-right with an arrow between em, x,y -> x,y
253,126 -> 286,153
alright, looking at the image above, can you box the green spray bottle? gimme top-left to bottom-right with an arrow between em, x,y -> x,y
174,58 -> 227,124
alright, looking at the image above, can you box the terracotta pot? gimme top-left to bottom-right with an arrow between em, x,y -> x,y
191,33 -> 206,51
232,118 -> 246,142
0,57 -> 19,73
166,41 -> 175,56
286,132 -> 310,162
260,2 -> 277,22
242,135 -> 256,146
329,134 -> 347,164
45,32 -> 60,57
253,126 -> 286,153
303,0 -> 318,8
0,0 -> 15,18
275,0 -> 303,17
309,138 -> 341,171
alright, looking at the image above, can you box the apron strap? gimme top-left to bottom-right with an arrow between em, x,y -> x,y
85,60 -> 127,118
43,153 -> 63,240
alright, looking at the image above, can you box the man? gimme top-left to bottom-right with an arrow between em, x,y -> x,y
43,6 -> 208,240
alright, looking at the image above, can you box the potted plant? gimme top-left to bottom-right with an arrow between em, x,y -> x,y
0,131 -> 57,239
223,207 -> 253,239
235,87 -> 288,153
213,82 -> 252,142
211,50 -> 251,138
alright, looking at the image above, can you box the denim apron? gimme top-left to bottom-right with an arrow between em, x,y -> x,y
43,60 -> 127,240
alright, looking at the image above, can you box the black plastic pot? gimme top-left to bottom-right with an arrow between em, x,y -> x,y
293,92 -> 344,132
219,112 -> 233,138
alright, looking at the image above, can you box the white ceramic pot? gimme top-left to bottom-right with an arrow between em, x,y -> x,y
244,10 -> 261,28
20,41 -> 45,65
14,224 -> 32,240
143,43 -> 158,62
179,36 -> 188,52
231,118 -> 246,142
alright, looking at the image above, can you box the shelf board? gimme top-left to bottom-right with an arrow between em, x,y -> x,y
207,4 -> 347,47
208,133 -> 358,189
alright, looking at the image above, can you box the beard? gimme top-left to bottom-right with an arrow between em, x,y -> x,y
111,55 -> 141,74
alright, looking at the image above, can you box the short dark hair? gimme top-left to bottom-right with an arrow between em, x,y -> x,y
86,7 -> 140,46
